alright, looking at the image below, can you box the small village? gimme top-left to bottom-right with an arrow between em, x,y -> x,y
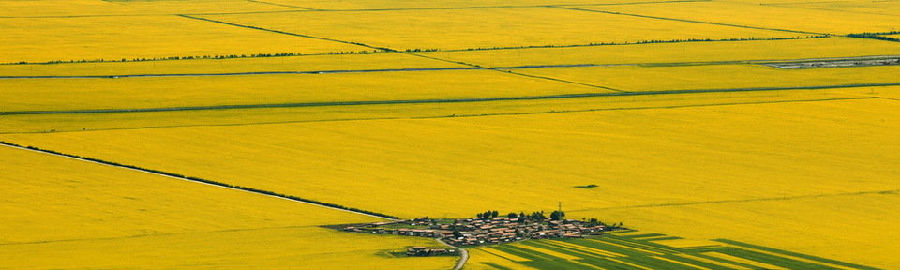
333,209 -> 624,254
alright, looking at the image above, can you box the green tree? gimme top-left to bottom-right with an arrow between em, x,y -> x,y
550,210 -> 565,221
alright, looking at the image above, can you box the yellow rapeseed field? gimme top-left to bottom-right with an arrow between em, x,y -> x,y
3,89 -> 896,267
0,69 -> 603,112
719,0 -> 900,17
0,226 -> 455,270
592,1 -> 899,34
0,145 -> 454,269
1,85 -> 885,134
514,65 -> 900,92
0,0 -> 288,17
200,7 -> 798,51
431,37 -> 899,67
0,52 -> 455,77
2,0 -> 898,269
258,0 -> 653,10
0,15 -> 361,63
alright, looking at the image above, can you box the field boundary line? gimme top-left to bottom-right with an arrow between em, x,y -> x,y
173,13 -> 625,91
3,83 -> 897,116
0,97 -> 879,135
553,6 -> 827,36
0,141 -> 399,220
175,14 -> 396,52
569,189 -> 900,212
245,0 -> 312,9
1,36 -> 826,66
3,55 -> 896,80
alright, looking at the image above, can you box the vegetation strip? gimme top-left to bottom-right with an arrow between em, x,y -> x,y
4,55 -> 896,80
0,36 -> 824,66
0,97 -> 875,135
0,141 -> 399,220
846,31 -> 900,42
3,83 -> 897,116
0,67 -> 477,79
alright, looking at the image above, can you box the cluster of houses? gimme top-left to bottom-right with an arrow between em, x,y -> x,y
406,247 -> 458,257
339,216 -> 613,247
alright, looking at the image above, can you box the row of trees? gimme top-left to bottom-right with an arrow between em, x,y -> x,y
472,209 -> 625,229
475,210 -> 567,221
8,35 -> 836,66
6,50 -> 382,65
846,31 -> 900,42
456,35 -> 828,52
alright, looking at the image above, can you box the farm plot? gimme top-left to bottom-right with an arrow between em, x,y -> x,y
1,85 -> 889,134
0,69 -> 603,113
2,88 -> 896,267
571,190 -> 900,269
467,232 -> 885,270
0,226 -> 454,270
0,0 -> 290,17
0,0 -> 127,17
255,0 -> 701,10
585,1 -> 899,35
198,7 -> 800,52
720,0 -> 900,17
0,145 -> 453,269
99,0 -> 298,14
0,15 -> 362,64
428,37 -> 900,67
3,93 -> 896,218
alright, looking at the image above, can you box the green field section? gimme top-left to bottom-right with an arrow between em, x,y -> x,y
470,232 -> 880,270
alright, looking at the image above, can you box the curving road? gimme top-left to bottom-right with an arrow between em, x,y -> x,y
435,238 -> 469,270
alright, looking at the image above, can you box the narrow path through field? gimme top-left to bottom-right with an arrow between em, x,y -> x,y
0,141 -> 398,220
